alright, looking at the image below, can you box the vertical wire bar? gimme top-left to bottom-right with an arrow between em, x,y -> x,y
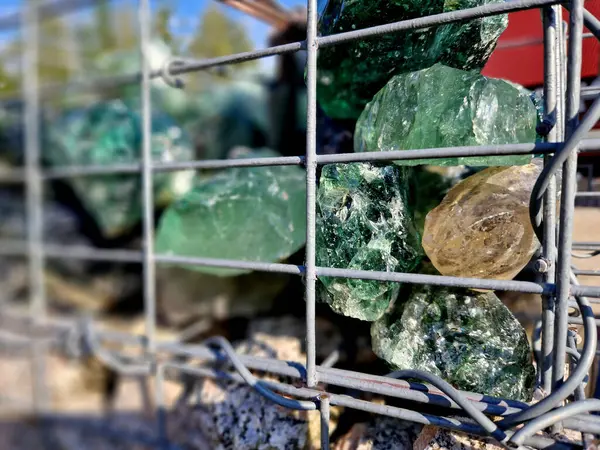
155,364 -> 168,449
319,394 -> 331,449
138,0 -> 156,355
541,5 -> 559,395
567,331 -> 586,400
554,14 -> 567,257
552,0 -> 584,425
22,0 -> 47,413
556,13 -> 566,140
305,0 -> 319,388
567,331 -> 594,446
138,0 -> 161,443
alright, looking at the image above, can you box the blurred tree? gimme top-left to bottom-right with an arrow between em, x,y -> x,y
0,65 -> 19,98
71,2 -> 139,101
187,4 -> 256,75
38,17 -> 74,84
22,0 -> 73,86
113,6 -> 138,51
153,2 -> 180,53
0,0 -> 75,107
4,0 -> 75,87
79,1 -> 137,64
95,0 -> 116,52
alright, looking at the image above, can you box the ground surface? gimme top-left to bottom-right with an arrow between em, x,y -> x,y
0,207 -> 597,449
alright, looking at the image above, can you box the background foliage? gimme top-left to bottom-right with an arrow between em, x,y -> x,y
0,0 -> 256,99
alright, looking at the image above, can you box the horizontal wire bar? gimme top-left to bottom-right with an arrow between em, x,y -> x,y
154,254 -> 303,275
316,267 -> 551,294
43,163 -> 142,178
568,317 -> 600,326
39,156 -> 304,180
317,0 -> 561,48
572,252 -> 600,260
46,245 -> 141,263
316,366 -> 528,413
573,242 -> 600,250
564,296 -> 600,305
581,85 -> 600,101
154,41 -> 304,76
0,73 -> 144,103
576,191 -> 600,197
495,32 -> 595,50
571,285 -> 600,297
318,142 -> 554,165
2,242 -> 600,297
0,170 -> 27,184
152,155 -> 304,172
315,138 -> 600,163
1,140 -> 600,183
555,416 -> 600,437
573,269 -> 600,276
0,241 -> 143,263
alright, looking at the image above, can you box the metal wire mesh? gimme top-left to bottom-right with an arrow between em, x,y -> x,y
0,0 -> 599,448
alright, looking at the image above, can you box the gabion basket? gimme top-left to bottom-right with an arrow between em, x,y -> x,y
1,0 -> 600,448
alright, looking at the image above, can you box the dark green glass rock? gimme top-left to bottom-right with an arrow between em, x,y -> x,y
191,81 -> 270,160
155,148 -> 307,277
371,284 -> 536,401
355,64 -> 538,167
317,0 -> 508,119
316,163 -> 422,321
45,100 -> 194,238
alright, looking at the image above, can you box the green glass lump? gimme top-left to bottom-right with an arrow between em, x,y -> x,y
45,100 -> 194,238
355,64 -> 538,167
155,148 -> 307,277
317,0 -> 508,119
316,162 -> 422,321
371,284 -> 536,402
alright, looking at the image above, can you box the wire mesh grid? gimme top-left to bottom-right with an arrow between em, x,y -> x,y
0,0 -> 600,448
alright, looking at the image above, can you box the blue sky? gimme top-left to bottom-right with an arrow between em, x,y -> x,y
0,0 -> 307,49
174,0 -> 306,47
172,0 -> 309,55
